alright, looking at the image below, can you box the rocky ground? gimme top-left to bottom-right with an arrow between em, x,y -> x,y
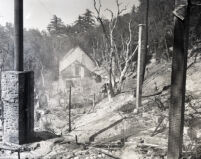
1,56 -> 201,159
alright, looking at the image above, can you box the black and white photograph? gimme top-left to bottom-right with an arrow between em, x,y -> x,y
0,0 -> 200,158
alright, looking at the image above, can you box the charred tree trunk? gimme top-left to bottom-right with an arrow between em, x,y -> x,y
40,62 -> 45,88
167,0 -> 191,158
164,38 -> 170,61
142,0 -> 149,81
107,53 -> 115,101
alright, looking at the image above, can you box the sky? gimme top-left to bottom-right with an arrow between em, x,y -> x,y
0,0 -> 139,31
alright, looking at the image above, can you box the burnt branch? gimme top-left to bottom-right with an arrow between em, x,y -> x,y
93,0 -> 110,43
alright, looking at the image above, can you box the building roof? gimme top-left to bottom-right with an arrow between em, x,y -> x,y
59,47 -> 96,73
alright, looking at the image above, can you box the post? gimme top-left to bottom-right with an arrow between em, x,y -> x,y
142,0 -> 149,81
75,135 -> 78,144
135,24 -> 145,111
167,0 -> 190,158
68,85 -> 72,132
14,0 -> 23,71
18,150 -> 20,159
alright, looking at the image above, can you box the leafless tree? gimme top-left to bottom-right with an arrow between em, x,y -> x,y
93,0 -> 138,99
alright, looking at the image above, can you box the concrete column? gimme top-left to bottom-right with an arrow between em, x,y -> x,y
1,71 -> 34,144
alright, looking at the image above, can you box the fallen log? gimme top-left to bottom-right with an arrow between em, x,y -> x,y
89,117 -> 126,142
92,141 -> 124,149
91,126 -> 145,146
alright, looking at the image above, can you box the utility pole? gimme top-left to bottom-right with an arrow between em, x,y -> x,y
167,0 -> 191,158
14,0 -> 23,71
142,0 -> 149,81
136,24 -> 145,111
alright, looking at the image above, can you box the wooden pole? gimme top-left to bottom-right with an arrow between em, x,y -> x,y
142,0 -> 149,81
18,150 -> 20,159
14,0 -> 23,71
135,24 -> 145,111
68,85 -> 72,132
167,0 -> 191,158
75,135 -> 78,144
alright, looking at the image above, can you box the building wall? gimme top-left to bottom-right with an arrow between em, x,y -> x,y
61,63 -> 91,79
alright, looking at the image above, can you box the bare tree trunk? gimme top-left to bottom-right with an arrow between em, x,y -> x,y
107,53 -> 115,101
118,63 -> 129,93
167,0 -> 190,158
40,62 -> 45,88
164,37 -> 170,61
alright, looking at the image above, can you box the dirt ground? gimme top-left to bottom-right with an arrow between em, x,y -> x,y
1,57 -> 201,159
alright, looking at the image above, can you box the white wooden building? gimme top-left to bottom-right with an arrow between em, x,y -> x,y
59,47 -> 97,92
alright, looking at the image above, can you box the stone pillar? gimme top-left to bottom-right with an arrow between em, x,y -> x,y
1,71 -> 34,144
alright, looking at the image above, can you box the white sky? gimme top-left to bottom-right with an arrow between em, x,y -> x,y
0,0 -> 139,30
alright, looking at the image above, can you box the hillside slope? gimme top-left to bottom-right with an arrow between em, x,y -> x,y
1,57 -> 201,158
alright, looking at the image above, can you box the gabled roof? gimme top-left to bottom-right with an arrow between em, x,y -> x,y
61,47 -> 77,61
59,47 -> 96,72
